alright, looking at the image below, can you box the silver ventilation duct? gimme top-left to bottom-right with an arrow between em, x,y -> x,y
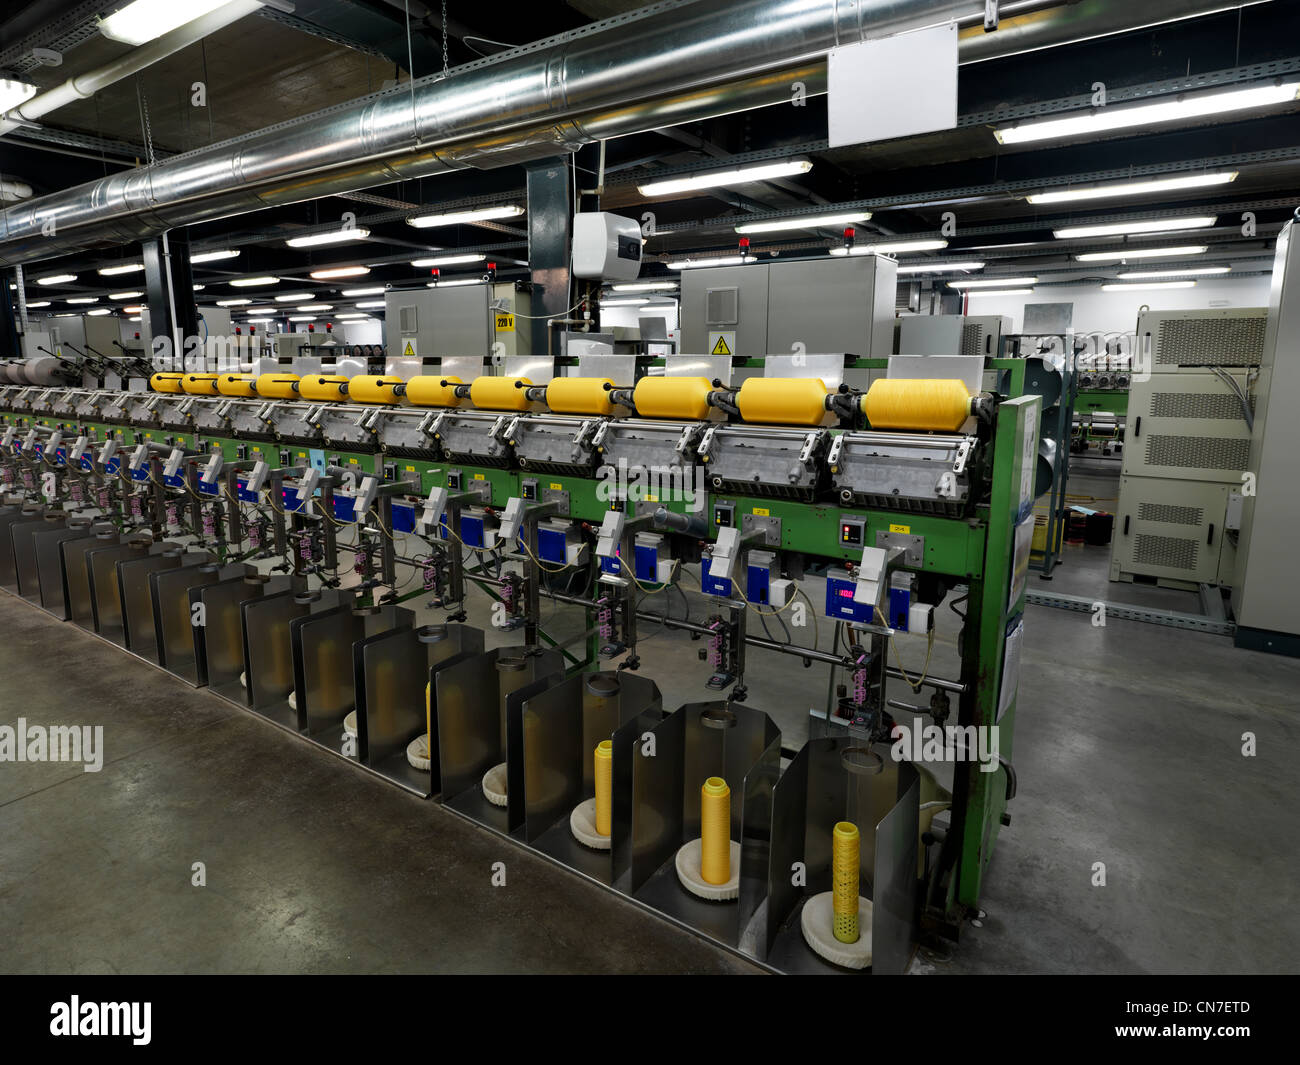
0,0 -> 1268,265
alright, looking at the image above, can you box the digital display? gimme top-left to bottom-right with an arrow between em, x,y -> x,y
837,588 -> 855,598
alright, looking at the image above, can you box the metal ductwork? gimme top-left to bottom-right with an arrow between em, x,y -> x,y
0,0 -> 1268,266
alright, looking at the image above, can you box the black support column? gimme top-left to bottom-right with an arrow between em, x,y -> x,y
524,159 -> 574,358
142,233 -> 199,368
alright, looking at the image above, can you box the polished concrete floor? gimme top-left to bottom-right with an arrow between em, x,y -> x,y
2,505 -> 1298,974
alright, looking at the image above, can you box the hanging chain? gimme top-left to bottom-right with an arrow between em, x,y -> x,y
136,81 -> 156,167
442,0 -> 449,77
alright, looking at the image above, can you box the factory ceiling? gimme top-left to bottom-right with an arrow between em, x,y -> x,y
1,0 -> 1298,313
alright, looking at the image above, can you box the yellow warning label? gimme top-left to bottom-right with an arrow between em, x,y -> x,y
752,507 -> 770,517
402,340 -> 417,357
474,473 -> 485,480
549,482 -> 562,490
348,457 -> 358,464
495,313 -> 515,332
710,334 -> 732,356
406,465 -> 416,472
889,523 -> 911,534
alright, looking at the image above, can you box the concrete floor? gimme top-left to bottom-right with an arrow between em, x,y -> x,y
3,475 -> 1299,973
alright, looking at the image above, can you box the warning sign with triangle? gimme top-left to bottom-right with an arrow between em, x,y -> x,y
402,340 -> 416,357
709,333 -> 733,356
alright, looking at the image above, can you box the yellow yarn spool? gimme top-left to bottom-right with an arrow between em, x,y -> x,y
150,372 -> 185,394
348,375 -> 403,404
633,376 -> 713,420
404,375 -> 463,407
181,372 -> 220,395
594,740 -> 613,837
470,375 -> 533,412
216,373 -> 257,397
700,776 -> 731,885
297,375 -> 350,402
832,821 -> 861,944
254,373 -> 300,399
737,376 -> 829,426
546,377 -> 619,416
861,378 -> 973,432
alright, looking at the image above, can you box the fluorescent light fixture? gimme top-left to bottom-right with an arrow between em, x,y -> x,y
37,274 -> 76,285
296,303 -> 334,311
1101,280 -> 1197,291
109,291 -> 143,300
216,298 -> 251,306
829,239 -> 948,256
273,292 -> 313,302
244,307 -> 276,314
411,253 -> 486,267
429,278 -> 485,288
99,0 -> 234,46
667,255 -> 756,269
896,261 -> 986,274
736,211 -> 871,235
122,305 -> 143,313
965,289 -> 1035,297
24,300 -> 50,308
335,313 -> 370,319
87,308 -> 112,316
288,315 -> 317,322
995,81 -> 1300,144
309,266 -> 369,279
190,249 -> 240,263
1075,245 -> 1208,262
600,298 -> 649,307
129,316 -> 141,322
244,318 -> 272,323
1027,172 -> 1237,205
355,301 -> 387,309
229,275 -> 279,287
192,284 -> 205,291
342,286 -> 386,297
611,281 -> 678,292
638,160 -> 813,197
97,262 -> 144,276
0,79 -> 37,113
285,227 -> 371,248
66,296 -> 99,304
1054,216 -> 1217,239
1116,266 -> 1230,278
948,277 -> 1037,289
407,205 -> 523,229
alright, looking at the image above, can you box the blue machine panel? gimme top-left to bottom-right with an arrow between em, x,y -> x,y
460,514 -> 485,548
634,544 -> 658,582
391,504 -> 416,534
537,526 -> 567,565
746,564 -> 770,605
825,573 -> 873,622
701,558 -> 732,598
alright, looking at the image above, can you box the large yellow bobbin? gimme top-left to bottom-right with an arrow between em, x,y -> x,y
150,372 -> 185,394
736,376 -> 829,426
700,776 -> 731,885
470,375 -> 532,412
298,375 -> 349,402
404,375 -> 463,408
832,821 -> 861,944
216,373 -> 257,397
594,740 -> 613,837
348,375 -> 403,404
181,372 -> 220,395
633,376 -> 713,420
254,373 -> 300,399
861,378 -> 973,432
546,377 -> 619,416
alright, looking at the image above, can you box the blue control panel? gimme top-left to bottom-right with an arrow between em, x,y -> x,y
825,573 -> 873,622
701,558 -> 732,598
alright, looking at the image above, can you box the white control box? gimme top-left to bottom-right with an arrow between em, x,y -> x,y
572,212 -> 642,281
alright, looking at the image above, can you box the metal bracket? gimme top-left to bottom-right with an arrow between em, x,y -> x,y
590,420 -> 610,448
541,487 -> 570,515
826,433 -> 844,470
953,438 -> 973,475
430,412 -> 448,438
674,424 -> 696,456
798,430 -> 822,467
698,424 -> 719,459
740,512 -> 782,546
875,529 -> 925,567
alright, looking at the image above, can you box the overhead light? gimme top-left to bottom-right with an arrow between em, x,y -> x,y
355,300 -> 386,309
1101,280 -> 1197,291
342,286 -> 386,297
97,262 -> 145,276
638,160 -> 813,197
296,303 -> 334,311
190,249 -> 240,263
407,205 -> 523,229
37,274 -> 76,285
1026,172 -> 1238,205
600,298 -> 649,307
335,313 -> 370,319
736,210 -> 871,235
244,307 -> 276,314
948,277 -> 1037,289
229,275 -> 279,287
1116,266 -> 1230,279
216,298 -> 251,306
86,308 -> 112,316
830,239 -> 948,256
1054,216 -> 1217,239
965,289 -> 1035,297
896,261 -> 986,274
1075,245 -> 1208,262
0,79 -> 37,114
288,315 -> 317,322
611,281 -> 678,292
667,255 -> 756,269
109,291 -> 144,300
66,296 -> 99,304
411,253 -> 486,267
24,300 -> 50,308
273,292 -> 314,302
100,0 -> 234,45
122,305 -> 143,313
286,227 -> 371,248
429,278 -> 485,288
192,284 -> 205,291
995,81 -> 1300,144
129,316 -> 141,322
244,318 -> 272,323
309,266 -> 369,279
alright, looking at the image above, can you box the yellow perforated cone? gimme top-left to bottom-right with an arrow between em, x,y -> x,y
833,821 -> 860,944
701,777 -> 731,885
594,740 -> 613,836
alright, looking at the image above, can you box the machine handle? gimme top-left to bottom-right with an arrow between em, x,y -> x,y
1133,416 -> 1141,438
1123,515 -> 1130,536
1207,523 -> 1215,546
